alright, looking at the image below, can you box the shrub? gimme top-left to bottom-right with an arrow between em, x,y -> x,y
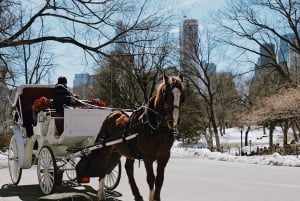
0,133 -> 12,151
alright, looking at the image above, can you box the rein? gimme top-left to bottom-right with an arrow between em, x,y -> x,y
141,105 -> 167,130
137,99 -> 176,135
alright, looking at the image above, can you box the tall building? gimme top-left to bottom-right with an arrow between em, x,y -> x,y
179,19 -> 199,71
73,73 -> 94,87
257,43 -> 275,67
115,21 -> 127,53
250,43 -> 282,98
288,43 -> 300,68
288,37 -> 300,82
278,33 -> 294,64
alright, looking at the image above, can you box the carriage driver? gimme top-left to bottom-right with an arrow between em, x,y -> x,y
53,76 -> 77,115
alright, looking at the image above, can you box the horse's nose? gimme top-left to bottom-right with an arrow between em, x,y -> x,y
168,120 -> 173,128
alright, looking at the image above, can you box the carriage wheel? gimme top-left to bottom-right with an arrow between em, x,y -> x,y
105,160 -> 121,191
8,135 -> 22,185
37,146 -> 57,195
65,157 -> 80,181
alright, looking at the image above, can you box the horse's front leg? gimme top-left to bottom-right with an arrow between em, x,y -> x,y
125,158 -> 144,201
98,177 -> 105,201
144,159 -> 155,201
97,148 -> 112,201
153,152 -> 171,201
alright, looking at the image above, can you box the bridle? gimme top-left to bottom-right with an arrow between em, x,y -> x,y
152,82 -> 185,130
125,77 -> 184,136
161,84 -> 185,112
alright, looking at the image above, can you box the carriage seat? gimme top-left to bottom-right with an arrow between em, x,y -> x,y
48,111 -> 64,136
12,85 -> 55,138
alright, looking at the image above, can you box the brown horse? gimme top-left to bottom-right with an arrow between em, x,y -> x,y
95,72 -> 184,201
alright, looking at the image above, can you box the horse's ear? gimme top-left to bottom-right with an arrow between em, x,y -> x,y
179,74 -> 183,82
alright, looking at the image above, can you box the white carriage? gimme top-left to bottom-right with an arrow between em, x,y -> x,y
8,84 -> 122,194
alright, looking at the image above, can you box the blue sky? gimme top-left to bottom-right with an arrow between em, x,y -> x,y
177,0 -> 227,19
52,0 -> 227,87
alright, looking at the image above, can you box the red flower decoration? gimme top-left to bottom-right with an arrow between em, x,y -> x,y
91,99 -> 106,107
32,97 -> 53,112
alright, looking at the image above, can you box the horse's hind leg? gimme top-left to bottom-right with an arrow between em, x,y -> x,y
125,158 -> 144,201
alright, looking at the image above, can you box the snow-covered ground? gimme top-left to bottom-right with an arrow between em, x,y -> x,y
172,126 -> 300,167
0,126 -> 300,168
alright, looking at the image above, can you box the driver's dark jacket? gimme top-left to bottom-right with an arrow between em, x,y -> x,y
53,83 -> 73,114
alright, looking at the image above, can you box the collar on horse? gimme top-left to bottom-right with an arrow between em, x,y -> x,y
128,96 -> 176,135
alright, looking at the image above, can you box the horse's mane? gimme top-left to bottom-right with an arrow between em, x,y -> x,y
155,81 -> 165,106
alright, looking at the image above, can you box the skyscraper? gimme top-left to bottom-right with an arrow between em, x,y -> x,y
115,21 -> 127,53
73,73 -> 94,87
257,43 -> 275,67
278,33 -> 294,64
180,19 -> 199,72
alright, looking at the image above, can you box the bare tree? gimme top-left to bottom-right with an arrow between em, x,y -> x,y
181,26 -> 224,151
213,0 -> 300,84
0,0 -> 174,85
93,26 -> 176,108
212,0 -> 300,149
214,72 -> 240,135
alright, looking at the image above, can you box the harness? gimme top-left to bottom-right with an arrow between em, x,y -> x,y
96,98 -> 175,159
129,97 -> 175,135
124,97 -> 177,159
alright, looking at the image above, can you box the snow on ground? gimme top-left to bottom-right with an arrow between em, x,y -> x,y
172,147 -> 300,167
172,126 -> 300,167
0,126 -> 299,168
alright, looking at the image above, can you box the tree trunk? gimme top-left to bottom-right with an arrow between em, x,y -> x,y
209,103 -> 220,151
269,122 -> 275,148
263,123 -> 267,135
291,122 -> 299,142
283,120 -> 289,147
244,125 -> 250,146
206,124 -> 214,151
295,121 -> 300,141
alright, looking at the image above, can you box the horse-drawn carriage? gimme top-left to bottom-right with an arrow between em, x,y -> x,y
8,73 -> 184,201
8,84 -> 122,194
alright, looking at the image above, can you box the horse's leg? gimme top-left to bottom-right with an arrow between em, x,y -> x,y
153,152 -> 170,201
97,147 -> 112,201
125,158 -> 144,201
144,159 -> 155,201
98,178 -> 105,201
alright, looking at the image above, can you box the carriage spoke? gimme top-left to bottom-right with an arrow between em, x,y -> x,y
37,146 -> 57,195
105,160 -> 121,191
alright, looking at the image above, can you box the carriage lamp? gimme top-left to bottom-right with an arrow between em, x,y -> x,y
240,126 -> 244,155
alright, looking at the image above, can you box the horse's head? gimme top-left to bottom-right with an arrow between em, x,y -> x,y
155,72 -> 184,130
